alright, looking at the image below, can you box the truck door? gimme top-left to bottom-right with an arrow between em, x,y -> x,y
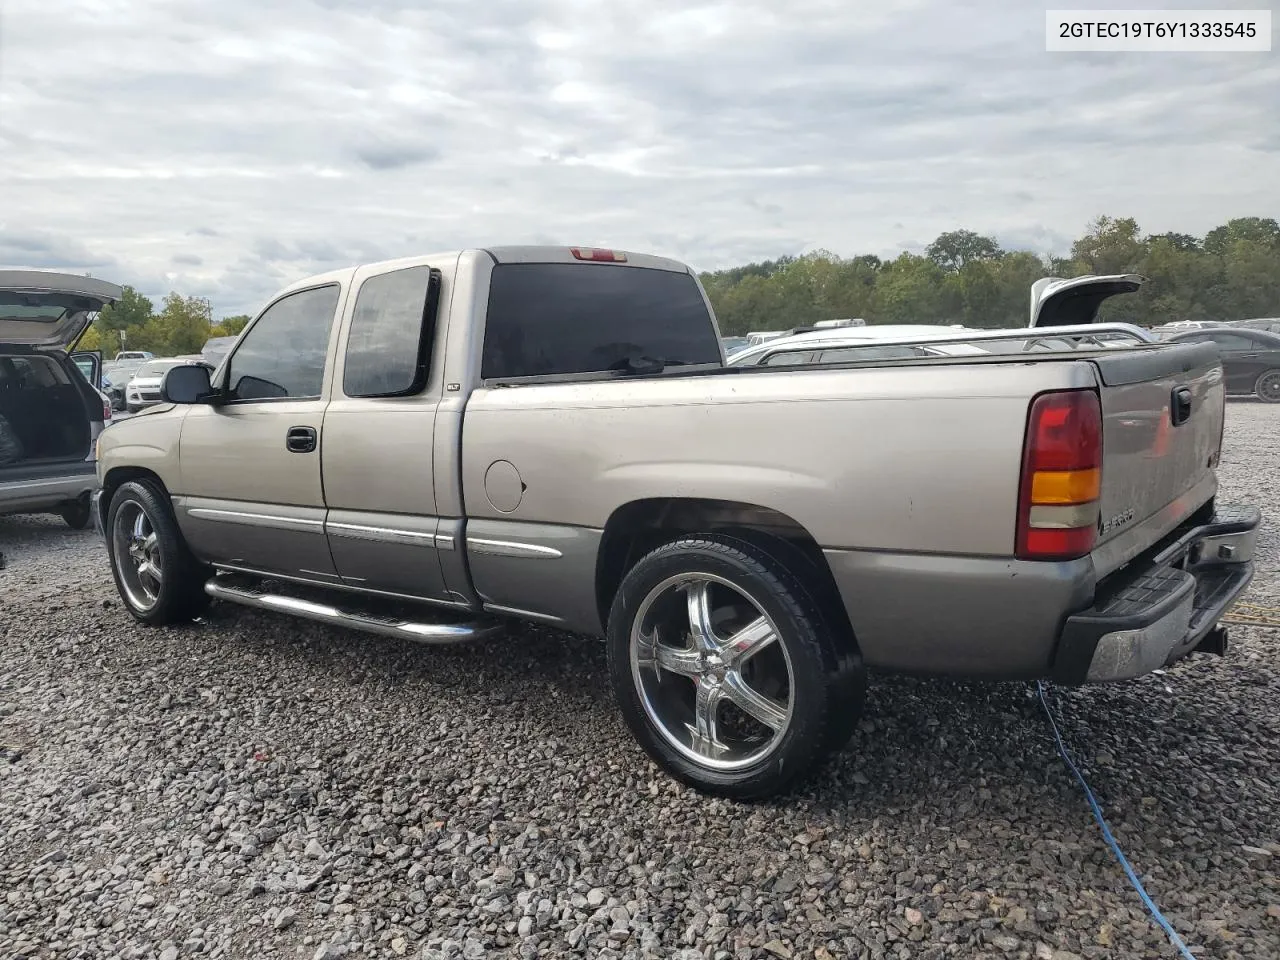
319,262 -> 454,605
175,283 -> 343,580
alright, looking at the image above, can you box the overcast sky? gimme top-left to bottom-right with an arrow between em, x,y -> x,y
1,0 -> 1276,317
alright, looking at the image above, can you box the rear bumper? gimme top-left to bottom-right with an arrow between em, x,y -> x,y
1051,504 -> 1260,684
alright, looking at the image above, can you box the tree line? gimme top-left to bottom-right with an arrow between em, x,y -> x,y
77,288 -> 250,358
73,215 -> 1279,355
700,216 -> 1280,335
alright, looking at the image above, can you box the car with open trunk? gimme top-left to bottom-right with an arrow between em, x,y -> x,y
1,270 -> 120,528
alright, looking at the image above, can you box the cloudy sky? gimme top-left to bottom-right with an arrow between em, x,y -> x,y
1,0 -> 1276,317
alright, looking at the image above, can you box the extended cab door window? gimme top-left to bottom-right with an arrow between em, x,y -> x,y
225,285 -> 340,401
480,263 -> 721,379
342,266 -> 440,398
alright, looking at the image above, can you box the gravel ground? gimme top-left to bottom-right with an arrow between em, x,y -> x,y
2,406 -> 1278,960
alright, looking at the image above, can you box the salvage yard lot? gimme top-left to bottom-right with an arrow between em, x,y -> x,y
2,408 -> 1278,960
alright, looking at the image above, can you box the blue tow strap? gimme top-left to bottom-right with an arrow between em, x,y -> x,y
1035,680 -> 1199,960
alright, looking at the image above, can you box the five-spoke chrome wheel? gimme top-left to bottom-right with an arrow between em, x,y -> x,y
630,573 -> 794,770
111,500 -> 163,611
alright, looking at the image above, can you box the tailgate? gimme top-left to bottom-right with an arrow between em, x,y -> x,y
1091,341 -> 1224,577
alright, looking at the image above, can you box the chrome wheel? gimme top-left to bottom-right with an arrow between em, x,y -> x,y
630,573 -> 793,771
112,500 -> 163,611
1257,371 -> 1280,403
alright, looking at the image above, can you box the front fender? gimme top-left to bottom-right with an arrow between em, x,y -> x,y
96,410 -> 185,493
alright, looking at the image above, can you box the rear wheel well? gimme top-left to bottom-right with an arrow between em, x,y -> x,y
595,498 -> 856,649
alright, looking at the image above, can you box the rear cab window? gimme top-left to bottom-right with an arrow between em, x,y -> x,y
480,263 -> 722,380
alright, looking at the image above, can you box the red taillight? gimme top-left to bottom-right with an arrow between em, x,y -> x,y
1016,390 -> 1102,561
103,397 -> 112,421
570,247 -> 627,262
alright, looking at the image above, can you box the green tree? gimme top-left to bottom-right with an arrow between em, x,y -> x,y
926,230 -> 1002,273
91,285 -> 153,355
96,285 -> 153,333
876,253 -> 950,324
211,314 -> 250,337
1204,217 -> 1280,256
701,213 -> 1280,336
993,252 -> 1051,326
136,293 -> 213,355
1070,216 -> 1147,275
946,259 -> 1002,327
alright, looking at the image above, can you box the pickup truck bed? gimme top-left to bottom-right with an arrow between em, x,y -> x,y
93,246 -> 1260,799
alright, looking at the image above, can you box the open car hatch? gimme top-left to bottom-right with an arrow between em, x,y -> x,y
1029,274 -> 1145,328
0,270 -> 123,350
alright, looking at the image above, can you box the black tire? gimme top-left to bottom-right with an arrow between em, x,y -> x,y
606,534 -> 865,800
59,496 -> 92,530
1254,369 -> 1280,404
105,479 -> 211,625
716,530 -> 866,757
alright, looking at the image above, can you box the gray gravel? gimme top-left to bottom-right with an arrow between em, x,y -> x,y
2,405 -> 1278,960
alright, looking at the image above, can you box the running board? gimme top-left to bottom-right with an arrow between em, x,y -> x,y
204,577 -> 503,645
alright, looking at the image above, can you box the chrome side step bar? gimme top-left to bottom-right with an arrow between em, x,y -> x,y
204,577 -> 503,646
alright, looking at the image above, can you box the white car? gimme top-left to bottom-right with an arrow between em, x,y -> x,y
125,358 -> 213,413
727,325 -> 990,367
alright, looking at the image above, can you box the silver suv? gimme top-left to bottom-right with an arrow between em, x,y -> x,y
0,271 -> 121,528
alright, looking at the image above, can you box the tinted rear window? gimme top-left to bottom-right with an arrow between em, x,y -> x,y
481,263 -> 720,379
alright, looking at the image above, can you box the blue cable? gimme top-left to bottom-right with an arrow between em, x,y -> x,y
1035,680 -> 1199,960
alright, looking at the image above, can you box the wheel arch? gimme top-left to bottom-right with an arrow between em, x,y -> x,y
98,466 -> 168,529
594,497 -> 858,651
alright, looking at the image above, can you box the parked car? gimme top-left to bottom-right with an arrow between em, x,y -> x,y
1148,320 -> 1225,339
124,357 -> 213,413
1234,317 -> 1280,335
70,351 -> 125,414
0,270 -> 121,528
727,325 -> 990,366
1166,327 -> 1280,402
719,336 -> 748,356
94,246 -> 1258,799
114,350 -> 154,361
101,364 -> 133,411
727,323 -> 1156,368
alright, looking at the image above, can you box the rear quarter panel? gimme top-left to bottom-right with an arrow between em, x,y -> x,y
460,360 -> 1098,557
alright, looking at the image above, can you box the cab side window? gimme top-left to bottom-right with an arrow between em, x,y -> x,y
343,267 -> 440,398
226,285 -> 340,401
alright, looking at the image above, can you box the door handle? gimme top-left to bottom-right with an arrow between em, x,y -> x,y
1171,387 -> 1193,427
286,426 -> 317,453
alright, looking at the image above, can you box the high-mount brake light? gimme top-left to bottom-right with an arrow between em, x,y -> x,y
570,247 -> 627,262
1016,389 -> 1103,561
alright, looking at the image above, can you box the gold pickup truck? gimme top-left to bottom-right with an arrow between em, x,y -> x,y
93,247 -> 1260,798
